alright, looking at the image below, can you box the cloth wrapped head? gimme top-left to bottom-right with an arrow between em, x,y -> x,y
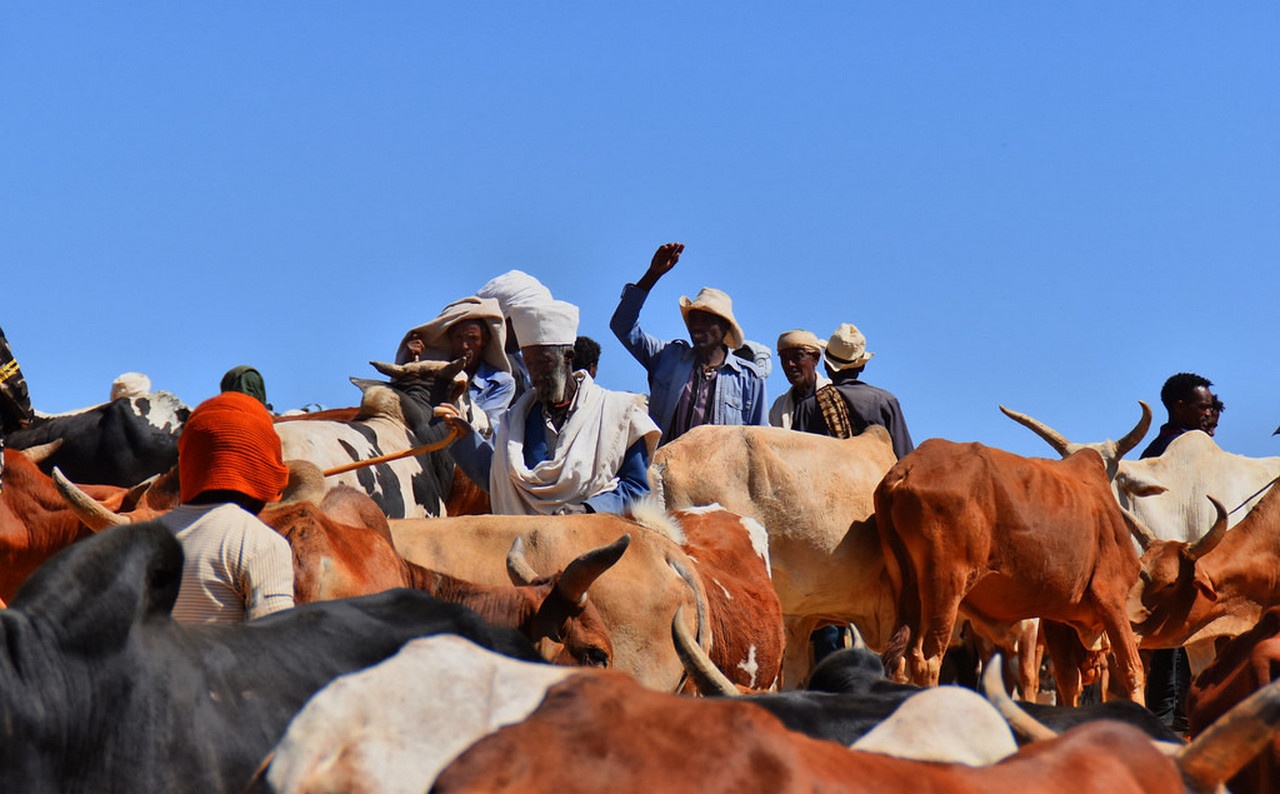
179,391 -> 289,504
509,300 -> 580,349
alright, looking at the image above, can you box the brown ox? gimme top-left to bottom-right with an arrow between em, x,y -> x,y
0,449 -> 132,601
876,438 -> 1146,705
1187,607 -> 1280,794
651,424 -> 898,687
57,468 -> 625,669
390,513 -> 718,692
430,664 -> 1280,794
1127,486 -> 1280,654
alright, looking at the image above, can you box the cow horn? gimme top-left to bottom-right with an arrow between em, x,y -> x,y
1120,505 -> 1159,551
53,467 -> 129,530
368,360 -> 410,380
1176,672 -> 1280,790
1114,401 -> 1153,459
506,536 -> 541,586
1187,496 -> 1229,562
555,534 -> 631,607
999,406 -> 1072,457
981,653 -> 1059,743
671,604 -> 738,697
17,438 -> 63,463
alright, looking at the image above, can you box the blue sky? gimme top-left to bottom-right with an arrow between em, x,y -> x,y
3,4 -> 1277,457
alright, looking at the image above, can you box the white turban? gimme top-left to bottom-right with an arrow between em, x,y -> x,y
510,300 -> 579,348
476,270 -> 553,315
110,372 -> 152,401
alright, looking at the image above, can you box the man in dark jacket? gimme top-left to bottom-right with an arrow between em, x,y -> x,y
0,326 -> 34,490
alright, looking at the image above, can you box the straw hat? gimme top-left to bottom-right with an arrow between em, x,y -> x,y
775,330 -> 825,355
824,323 -> 875,371
679,287 -> 745,350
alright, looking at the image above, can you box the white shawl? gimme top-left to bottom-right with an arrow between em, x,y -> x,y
490,373 -> 659,516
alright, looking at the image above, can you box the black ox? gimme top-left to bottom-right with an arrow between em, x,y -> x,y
0,520 -> 542,793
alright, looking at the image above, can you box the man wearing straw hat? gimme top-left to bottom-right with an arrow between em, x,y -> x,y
793,322 -> 914,460
610,242 -> 768,446
769,330 -> 831,430
447,299 -> 661,516
395,296 -> 516,436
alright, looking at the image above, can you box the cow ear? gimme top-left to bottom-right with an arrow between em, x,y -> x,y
10,522 -> 183,650
1193,567 -> 1219,602
1115,471 -> 1168,498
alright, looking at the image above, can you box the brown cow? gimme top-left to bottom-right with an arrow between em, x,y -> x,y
1127,489 -> 1280,654
1187,607 -> 1280,794
0,449 -> 132,601
430,664 -> 1280,794
876,438 -> 1147,705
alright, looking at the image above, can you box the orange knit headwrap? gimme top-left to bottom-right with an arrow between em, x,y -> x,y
179,391 -> 289,504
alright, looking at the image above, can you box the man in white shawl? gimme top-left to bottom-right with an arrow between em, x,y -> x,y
447,299 -> 660,516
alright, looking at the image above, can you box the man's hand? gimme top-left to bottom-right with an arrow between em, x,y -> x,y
405,335 -> 425,362
637,242 -> 684,290
555,502 -> 589,515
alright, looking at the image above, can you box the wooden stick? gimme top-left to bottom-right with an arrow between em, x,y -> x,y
322,420 -> 468,477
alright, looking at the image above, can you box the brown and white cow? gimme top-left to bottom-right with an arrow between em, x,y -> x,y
651,424 -> 899,687
876,437 -> 1147,705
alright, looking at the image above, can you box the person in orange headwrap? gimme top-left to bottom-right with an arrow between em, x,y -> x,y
156,391 -> 295,623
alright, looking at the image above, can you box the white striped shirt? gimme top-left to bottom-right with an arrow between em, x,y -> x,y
157,503 -> 295,624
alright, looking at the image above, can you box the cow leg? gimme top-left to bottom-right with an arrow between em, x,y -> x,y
1098,608 -> 1146,706
1041,620 -> 1085,707
912,581 -> 965,689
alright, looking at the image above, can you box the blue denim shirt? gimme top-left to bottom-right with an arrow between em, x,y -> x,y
470,361 -> 515,431
610,282 -> 768,445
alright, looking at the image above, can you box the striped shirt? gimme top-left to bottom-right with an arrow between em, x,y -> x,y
156,503 -> 295,624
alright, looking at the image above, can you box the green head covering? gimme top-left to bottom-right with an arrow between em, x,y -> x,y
219,366 -> 268,408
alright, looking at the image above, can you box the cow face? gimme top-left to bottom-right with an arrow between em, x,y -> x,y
1128,540 -> 1220,644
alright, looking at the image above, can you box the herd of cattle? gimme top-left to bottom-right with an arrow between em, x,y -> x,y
5,365 -> 1280,791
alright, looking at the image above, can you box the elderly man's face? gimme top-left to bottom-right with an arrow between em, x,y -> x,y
447,320 -> 489,375
779,347 -> 820,389
524,345 -> 575,405
685,309 -> 728,353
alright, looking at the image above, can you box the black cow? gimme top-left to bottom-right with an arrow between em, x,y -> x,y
6,391 -> 189,487
0,520 -> 542,793
725,648 -> 1185,747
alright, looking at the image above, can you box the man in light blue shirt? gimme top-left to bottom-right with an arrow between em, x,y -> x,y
610,242 -> 768,446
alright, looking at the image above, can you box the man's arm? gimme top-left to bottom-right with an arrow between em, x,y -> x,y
243,528 -> 296,621
745,373 -> 769,427
583,439 -> 652,515
609,243 -> 685,371
446,426 -> 495,494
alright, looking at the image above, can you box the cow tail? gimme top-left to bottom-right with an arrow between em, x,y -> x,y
875,472 -> 918,677
880,624 -> 912,675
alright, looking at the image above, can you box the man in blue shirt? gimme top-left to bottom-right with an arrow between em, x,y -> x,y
449,300 -> 660,516
610,242 -> 768,446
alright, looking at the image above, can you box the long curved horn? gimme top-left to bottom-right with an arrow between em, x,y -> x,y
506,536 -> 541,586
556,534 -> 631,607
671,604 -> 738,697
1114,401 -> 1153,459
17,438 -> 63,464
1120,505 -> 1159,551
1187,496 -> 1229,562
981,653 -> 1058,743
1177,673 -> 1280,791
53,467 -> 128,530
999,406 -> 1071,457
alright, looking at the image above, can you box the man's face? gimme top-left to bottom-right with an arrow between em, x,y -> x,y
779,347 -> 819,389
1172,385 -> 1216,433
685,309 -> 728,353
524,345 -> 573,405
447,320 -> 489,374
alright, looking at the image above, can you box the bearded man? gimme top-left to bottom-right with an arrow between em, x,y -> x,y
447,300 -> 660,516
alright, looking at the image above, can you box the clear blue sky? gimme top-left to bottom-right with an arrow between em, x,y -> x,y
4,4 -> 1277,457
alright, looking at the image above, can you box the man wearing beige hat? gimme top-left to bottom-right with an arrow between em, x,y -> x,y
793,323 -> 914,460
448,299 -> 661,516
610,242 -> 768,445
395,296 -> 516,435
769,330 -> 831,430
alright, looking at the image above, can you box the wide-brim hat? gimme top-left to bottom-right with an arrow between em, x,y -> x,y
776,330 -> 825,355
395,296 -> 510,373
510,299 -> 580,348
824,323 -> 875,371
678,287 -> 745,350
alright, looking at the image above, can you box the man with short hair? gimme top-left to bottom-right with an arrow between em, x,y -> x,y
769,330 -> 830,430
156,391 -> 295,624
792,323 -> 914,460
449,300 -> 660,516
1142,371 -> 1218,735
610,242 -> 767,446
396,296 -> 516,436
573,335 -> 601,380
